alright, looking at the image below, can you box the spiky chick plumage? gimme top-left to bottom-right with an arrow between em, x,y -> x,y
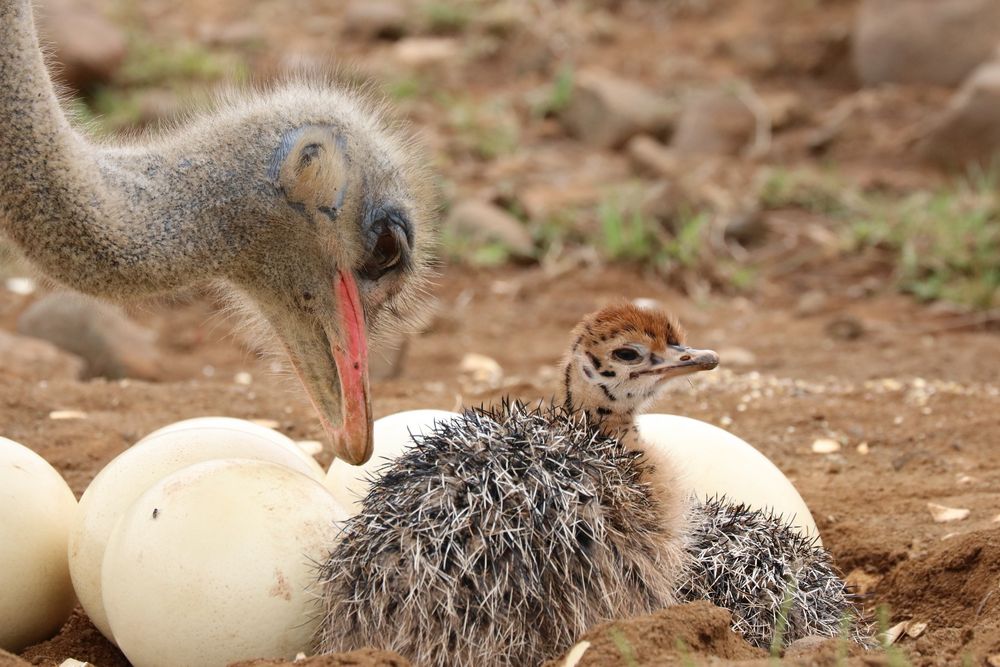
318,401 -> 684,667
681,497 -> 869,649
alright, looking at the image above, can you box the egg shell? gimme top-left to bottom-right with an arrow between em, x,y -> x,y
102,459 -> 347,667
638,414 -> 820,542
69,424 -> 325,641
326,409 -> 461,511
0,437 -> 78,652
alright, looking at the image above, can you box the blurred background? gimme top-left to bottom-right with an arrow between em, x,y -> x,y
8,0 -> 1000,311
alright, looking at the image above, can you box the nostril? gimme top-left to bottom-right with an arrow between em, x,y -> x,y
680,354 -> 691,361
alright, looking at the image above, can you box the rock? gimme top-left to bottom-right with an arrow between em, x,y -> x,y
919,60 -> 1000,169
722,208 -> 766,246
625,135 -> 679,178
560,69 -> 675,148
518,182 -> 603,223
853,0 -> 1000,87
824,316 -> 865,341
35,0 -> 126,91
445,200 -> 535,257
459,353 -> 503,393
0,330 -> 84,382
393,37 -> 459,68
784,635 -> 836,657
671,90 -> 757,157
637,181 -> 683,224
17,293 -> 161,381
343,1 -> 409,40
795,290 -> 829,318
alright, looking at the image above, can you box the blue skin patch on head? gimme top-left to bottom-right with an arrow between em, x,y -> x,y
268,125 -> 351,221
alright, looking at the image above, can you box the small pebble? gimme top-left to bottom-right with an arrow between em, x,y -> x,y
811,438 -> 841,454
49,409 -> 88,420
5,276 -> 36,295
234,371 -> 253,386
927,502 -> 970,523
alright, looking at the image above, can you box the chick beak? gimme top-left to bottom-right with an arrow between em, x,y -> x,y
644,346 -> 720,379
328,270 -> 373,464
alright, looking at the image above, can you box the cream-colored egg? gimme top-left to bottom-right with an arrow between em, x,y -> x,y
69,424 -> 325,641
139,417 -> 319,469
638,414 -> 820,542
0,437 -> 78,652
102,459 -> 347,667
326,409 -> 461,511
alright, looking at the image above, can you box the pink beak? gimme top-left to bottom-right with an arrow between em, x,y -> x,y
328,270 -> 373,464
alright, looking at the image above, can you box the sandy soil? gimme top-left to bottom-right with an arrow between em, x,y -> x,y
3,265 -> 999,666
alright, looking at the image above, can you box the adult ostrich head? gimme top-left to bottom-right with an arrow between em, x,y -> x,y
0,0 -> 436,463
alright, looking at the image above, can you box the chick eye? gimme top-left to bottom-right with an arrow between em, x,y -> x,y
361,218 -> 407,281
611,347 -> 642,364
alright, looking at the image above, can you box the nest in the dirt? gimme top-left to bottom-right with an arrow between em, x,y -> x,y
317,402 -> 868,666
681,497 -> 870,649
317,401 -> 686,667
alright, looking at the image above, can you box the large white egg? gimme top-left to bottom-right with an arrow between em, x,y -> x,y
326,409 -> 461,511
139,416 -> 322,471
0,437 -> 78,652
102,459 -> 347,667
69,423 -> 325,641
638,414 -> 820,542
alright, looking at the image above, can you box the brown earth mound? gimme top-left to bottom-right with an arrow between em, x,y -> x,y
19,609 -> 128,667
230,648 -> 411,667
544,601 -> 767,666
880,528 -> 1000,664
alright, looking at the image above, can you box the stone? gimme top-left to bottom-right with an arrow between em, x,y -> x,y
853,0 -> 1000,87
824,316 -> 865,341
625,135 -> 679,178
919,60 -> 1000,169
393,37 -> 459,68
784,635 -> 835,657
445,200 -> 535,258
722,208 -> 766,246
35,0 -> 126,91
560,69 -> 675,149
0,330 -> 84,382
671,90 -> 757,157
17,293 -> 161,381
343,1 -> 409,40
795,290 -> 829,318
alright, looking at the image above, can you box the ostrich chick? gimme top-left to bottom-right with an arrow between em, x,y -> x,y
0,0 -> 436,464
319,303 -> 718,667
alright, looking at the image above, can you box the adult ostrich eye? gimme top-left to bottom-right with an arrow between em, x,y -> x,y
611,347 -> 642,364
361,213 -> 409,281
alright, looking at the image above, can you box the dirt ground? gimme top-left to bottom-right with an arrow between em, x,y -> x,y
2,0 -> 1000,664
3,265 -> 999,666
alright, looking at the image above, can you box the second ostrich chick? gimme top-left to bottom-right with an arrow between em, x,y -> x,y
319,303 -> 718,667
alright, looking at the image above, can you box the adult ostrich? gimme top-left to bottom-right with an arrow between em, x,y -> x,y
0,0 -> 435,464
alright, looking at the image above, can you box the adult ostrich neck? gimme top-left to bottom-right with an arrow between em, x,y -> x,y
0,0 -> 264,297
